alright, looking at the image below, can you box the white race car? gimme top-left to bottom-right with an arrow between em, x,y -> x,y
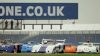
77,42 -> 99,53
31,39 -> 65,53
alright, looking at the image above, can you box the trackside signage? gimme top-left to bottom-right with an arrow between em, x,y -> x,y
0,3 -> 78,20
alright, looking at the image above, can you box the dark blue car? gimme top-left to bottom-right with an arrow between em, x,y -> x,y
0,44 -> 14,53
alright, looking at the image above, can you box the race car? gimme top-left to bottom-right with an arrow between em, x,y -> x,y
64,45 -> 77,53
77,42 -> 99,53
0,44 -> 15,53
21,41 -> 35,52
0,39 -> 15,53
0,39 -> 22,53
32,39 -> 65,53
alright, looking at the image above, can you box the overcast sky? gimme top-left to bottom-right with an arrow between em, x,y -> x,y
0,0 -> 100,24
